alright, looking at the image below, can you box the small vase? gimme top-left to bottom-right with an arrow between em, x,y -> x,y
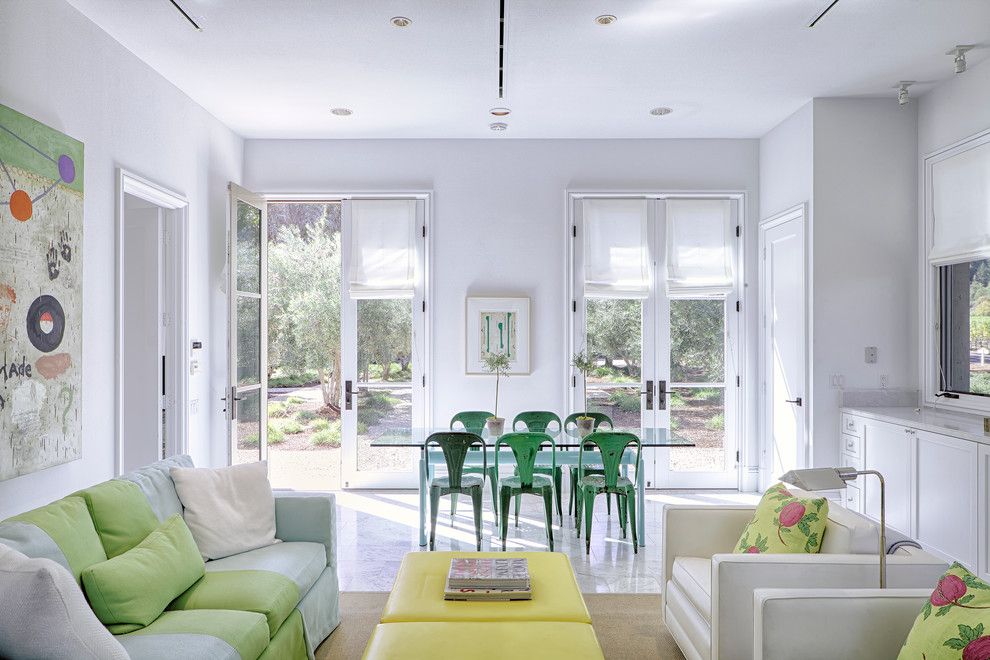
576,417 -> 595,437
486,417 -> 505,437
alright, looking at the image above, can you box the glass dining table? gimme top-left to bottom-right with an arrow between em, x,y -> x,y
371,427 -> 694,547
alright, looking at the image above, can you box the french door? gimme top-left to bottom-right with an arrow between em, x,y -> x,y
571,194 -> 741,489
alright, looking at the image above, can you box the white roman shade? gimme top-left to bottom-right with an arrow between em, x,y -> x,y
665,198 -> 734,297
582,198 -> 650,298
348,199 -> 418,298
929,139 -> 990,266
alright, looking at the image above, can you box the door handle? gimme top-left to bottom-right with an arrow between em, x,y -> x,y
785,397 -> 803,407
345,380 -> 353,411
657,380 -> 667,411
222,386 -> 244,418
642,380 -> 654,410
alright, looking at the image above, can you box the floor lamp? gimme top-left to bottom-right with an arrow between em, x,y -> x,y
779,467 -> 887,588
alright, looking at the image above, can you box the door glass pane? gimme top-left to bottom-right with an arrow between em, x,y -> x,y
588,386 -> 642,429
237,296 -> 261,385
671,299 -> 724,383
236,200 -> 261,293
939,258 -> 990,395
669,387 -> 725,472
585,298 -> 642,384
233,389 -> 261,464
356,299 -> 416,473
265,202 -> 342,489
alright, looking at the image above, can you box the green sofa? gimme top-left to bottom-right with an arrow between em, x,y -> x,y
0,455 -> 340,660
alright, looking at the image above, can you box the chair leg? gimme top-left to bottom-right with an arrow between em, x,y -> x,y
606,491 -> 612,516
429,487 -> 441,551
575,484 -> 582,538
487,467 -> 500,529
499,487 -> 511,551
583,490 -> 595,555
553,467 -> 563,525
542,489 -> 554,552
450,493 -> 458,522
628,489 -> 638,553
514,493 -> 521,528
618,493 -> 628,539
472,488 -> 483,551
568,467 -> 576,517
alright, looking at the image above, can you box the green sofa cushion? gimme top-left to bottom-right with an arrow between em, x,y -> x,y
9,496 -> 107,582
258,609 -> 308,660
169,570 -> 300,639
117,609 -> 270,660
76,480 -> 160,558
81,514 -> 205,633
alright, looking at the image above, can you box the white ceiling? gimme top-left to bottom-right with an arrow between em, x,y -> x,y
66,0 -> 990,139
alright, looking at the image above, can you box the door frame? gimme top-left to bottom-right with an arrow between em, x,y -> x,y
115,168 -> 189,475
566,190 -> 746,490
758,203 -> 811,489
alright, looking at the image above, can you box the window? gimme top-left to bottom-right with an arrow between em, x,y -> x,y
938,258 -> 990,397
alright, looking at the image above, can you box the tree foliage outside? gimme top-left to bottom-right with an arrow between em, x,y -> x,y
358,300 -> 412,382
586,298 -> 641,380
671,299 -> 725,382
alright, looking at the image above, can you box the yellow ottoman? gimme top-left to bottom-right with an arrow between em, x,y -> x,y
381,552 -> 591,624
363,622 -> 605,660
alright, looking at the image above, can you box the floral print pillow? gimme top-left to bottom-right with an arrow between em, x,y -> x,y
899,563 -> 990,659
733,483 -> 828,554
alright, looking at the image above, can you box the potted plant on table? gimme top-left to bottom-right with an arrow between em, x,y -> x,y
482,352 -> 511,436
571,350 -> 597,437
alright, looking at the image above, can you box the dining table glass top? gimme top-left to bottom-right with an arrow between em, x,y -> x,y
369,426 -> 694,448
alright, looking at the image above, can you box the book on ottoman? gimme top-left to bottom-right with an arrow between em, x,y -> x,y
444,558 -> 532,601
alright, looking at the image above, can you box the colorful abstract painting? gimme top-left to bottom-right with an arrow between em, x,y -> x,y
0,103 -> 83,480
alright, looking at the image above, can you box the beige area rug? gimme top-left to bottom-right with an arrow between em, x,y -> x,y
316,592 -> 685,660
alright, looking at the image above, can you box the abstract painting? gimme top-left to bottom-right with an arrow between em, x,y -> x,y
466,297 -> 530,374
0,103 -> 84,480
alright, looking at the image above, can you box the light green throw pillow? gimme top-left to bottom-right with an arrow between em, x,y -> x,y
734,483 -> 828,554
81,514 -> 204,633
898,562 -> 990,659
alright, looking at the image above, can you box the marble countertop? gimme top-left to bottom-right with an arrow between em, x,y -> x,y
842,405 -> 990,445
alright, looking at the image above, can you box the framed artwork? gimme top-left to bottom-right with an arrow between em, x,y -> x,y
466,297 -> 530,374
0,103 -> 84,480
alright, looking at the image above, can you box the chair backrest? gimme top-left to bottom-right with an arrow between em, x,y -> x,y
426,432 -> 486,489
496,432 -> 555,488
512,411 -> 562,434
563,412 -> 613,436
450,411 -> 493,436
578,431 -> 641,488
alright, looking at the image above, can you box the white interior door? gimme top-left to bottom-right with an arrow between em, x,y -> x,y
227,184 -> 268,465
760,206 -> 808,485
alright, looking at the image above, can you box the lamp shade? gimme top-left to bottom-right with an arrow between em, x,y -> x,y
778,468 -> 850,491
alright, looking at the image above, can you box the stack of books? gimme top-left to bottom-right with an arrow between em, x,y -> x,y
443,557 -> 532,601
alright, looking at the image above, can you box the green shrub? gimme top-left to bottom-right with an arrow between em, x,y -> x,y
310,417 -> 330,431
311,422 -> 341,448
287,395 -> 306,405
268,402 -> 289,418
280,420 -> 304,434
267,424 -> 286,445
609,390 -> 641,412
296,410 -> 318,423
357,421 -> 369,435
705,413 -> 725,431
240,433 -> 259,448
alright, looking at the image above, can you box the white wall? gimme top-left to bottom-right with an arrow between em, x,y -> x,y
0,0 -> 243,518
919,58 -> 990,156
244,138 -> 761,481
759,102 -> 814,221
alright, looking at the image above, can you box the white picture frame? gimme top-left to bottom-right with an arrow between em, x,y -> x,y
466,296 -> 531,375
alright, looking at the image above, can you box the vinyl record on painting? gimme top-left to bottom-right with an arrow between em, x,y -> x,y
26,295 -> 65,353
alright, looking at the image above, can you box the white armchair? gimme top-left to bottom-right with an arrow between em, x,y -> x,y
661,502 -> 947,660
753,588 -> 928,660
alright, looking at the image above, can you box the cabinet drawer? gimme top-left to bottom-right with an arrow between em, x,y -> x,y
841,433 -> 861,459
841,413 -> 864,438
843,483 -> 862,512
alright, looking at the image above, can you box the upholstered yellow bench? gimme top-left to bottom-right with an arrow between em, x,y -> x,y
364,552 -> 603,659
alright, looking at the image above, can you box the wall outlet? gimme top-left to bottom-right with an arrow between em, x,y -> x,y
830,374 -> 845,388
880,374 -> 889,389
865,346 -> 878,364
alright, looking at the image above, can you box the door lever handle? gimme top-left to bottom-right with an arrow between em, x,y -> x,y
785,397 -> 803,407
642,380 -> 654,410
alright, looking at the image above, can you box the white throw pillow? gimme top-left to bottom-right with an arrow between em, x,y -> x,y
0,543 -> 129,660
170,461 -> 277,560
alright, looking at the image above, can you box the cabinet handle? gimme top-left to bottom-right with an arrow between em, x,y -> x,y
846,439 -> 855,449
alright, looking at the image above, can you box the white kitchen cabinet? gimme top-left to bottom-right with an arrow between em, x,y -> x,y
861,419 -> 915,537
980,445 -> 990,582
915,430 -> 978,570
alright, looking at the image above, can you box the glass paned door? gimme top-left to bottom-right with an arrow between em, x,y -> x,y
228,184 -> 267,464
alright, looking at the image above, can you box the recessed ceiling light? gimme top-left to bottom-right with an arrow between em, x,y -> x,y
490,107 -> 511,117
330,107 -> 353,116
489,122 -> 508,131
390,16 -> 411,27
595,14 -> 617,25
650,107 -> 673,116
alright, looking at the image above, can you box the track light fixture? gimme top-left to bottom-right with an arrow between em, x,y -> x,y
946,45 -> 975,74
894,81 -> 914,106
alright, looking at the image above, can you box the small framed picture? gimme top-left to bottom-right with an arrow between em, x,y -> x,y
465,297 -> 531,375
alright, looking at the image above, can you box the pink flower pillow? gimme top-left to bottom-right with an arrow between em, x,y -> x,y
733,483 -> 829,554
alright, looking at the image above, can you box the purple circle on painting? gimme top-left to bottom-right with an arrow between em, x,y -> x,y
57,155 -> 75,183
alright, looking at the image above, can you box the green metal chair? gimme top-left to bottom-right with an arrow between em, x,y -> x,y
575,431 -> 641,555
427,432 -> 487,551
449,411 -> 500,527
511,411 -> 563,524
496,432 -> 555,551
563,412 -> 619,520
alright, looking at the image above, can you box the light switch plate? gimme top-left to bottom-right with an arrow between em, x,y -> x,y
865,346 -> 878,364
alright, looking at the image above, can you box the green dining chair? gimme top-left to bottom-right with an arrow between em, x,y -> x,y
575,431 -> 641,555
496,432 -> 555,551
449,411 -> 500,527
511,411 -> 563,524
427,432 -> 487,551
563,412 -> 619,520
